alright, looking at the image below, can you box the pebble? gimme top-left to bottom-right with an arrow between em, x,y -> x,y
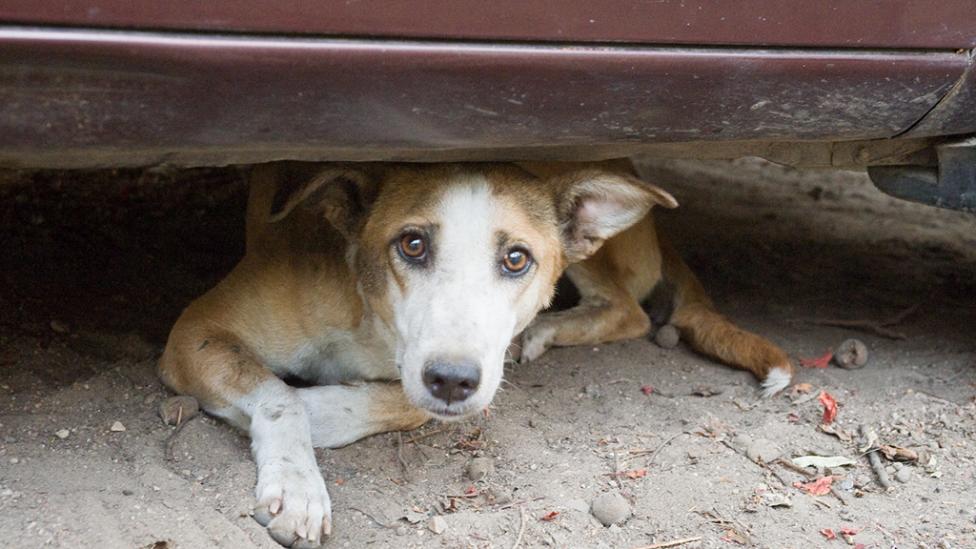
395,526 -> 409,537
895,468 -> 912,484
110,421 -> 126,432
9,457 -> 19,464
466,457 -> 494,481
55,429 -> 70,439
159,396 -> 200,426
654,324 -> 680,349
49,320 -> 70,334
590,492 -> 631,526
745,438 -> 782,464
427,516 -> 447,535
583,384 -> 602,399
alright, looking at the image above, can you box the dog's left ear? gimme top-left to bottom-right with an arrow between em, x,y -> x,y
264,164 -> 380,240
553,169 -> 678,262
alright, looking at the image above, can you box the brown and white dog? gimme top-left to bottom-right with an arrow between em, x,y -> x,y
159,160 -> 791,547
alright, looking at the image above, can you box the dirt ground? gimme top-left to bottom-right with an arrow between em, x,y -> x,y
1,158 -> 974,549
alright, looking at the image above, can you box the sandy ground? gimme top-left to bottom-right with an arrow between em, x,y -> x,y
1,158 -> 975,549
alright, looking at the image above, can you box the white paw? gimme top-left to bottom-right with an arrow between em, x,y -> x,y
519,323 -> 555,364
253,458 -> 332,547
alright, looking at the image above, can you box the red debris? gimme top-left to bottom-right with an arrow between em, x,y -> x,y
540,511 -> 560,522
819,391 -> 839,424
640,385 -> 655,395
801,350 -> 833,369
794,476 -> 835,496
820,528 -> 836,540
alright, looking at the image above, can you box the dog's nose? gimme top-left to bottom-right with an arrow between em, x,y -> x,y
422,360 -> 481,404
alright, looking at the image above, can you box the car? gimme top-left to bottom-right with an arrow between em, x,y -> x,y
1,1 -> 974,211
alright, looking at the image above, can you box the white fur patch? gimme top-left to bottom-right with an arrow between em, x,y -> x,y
761,366 -> 792,398
238,380 -> 332,545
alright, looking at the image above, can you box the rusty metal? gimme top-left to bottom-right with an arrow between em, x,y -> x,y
869,138 -> 976,213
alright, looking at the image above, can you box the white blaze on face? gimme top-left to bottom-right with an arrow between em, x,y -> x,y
394,176 -> 540,419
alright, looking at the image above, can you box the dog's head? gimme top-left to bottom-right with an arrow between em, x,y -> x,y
264,163 -> 676,419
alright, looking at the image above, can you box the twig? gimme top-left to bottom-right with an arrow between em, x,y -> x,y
348,506 -> 396,529
511,506 -> 526,549
164,414 -> 197,461
774,458 -> 816,478
396,432 -> 409,473
631,536 -> 703,549
625,432 -> 687,465
718,440 -> 789,487
494,496 -> 545,511
404,426 -> 450,444
858,424 -> 892,490
804,303 -> 920,340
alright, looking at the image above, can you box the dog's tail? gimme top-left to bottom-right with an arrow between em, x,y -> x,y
658,238 -> 793,397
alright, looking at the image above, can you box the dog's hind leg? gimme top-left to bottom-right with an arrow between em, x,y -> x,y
298,382 -> 430,448
661,237 -> 793,397
159,324 -> 333,547
519,221 -> 655,363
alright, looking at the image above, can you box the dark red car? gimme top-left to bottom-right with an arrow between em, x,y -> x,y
1,1 -> 974,210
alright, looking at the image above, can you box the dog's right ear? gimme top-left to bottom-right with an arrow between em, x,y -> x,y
253,162 -> 380,240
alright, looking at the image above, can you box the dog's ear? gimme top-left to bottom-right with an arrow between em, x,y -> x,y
259,163 -> 380,239
552,169 -> 678,262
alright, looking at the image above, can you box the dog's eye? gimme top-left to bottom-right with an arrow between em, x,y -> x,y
501,248 -> 532,275
397,232 -> 427,263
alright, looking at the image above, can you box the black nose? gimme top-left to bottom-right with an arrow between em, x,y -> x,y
422,360 -> 481,405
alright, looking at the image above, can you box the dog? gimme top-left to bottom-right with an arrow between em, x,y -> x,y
159,160 -> 791,547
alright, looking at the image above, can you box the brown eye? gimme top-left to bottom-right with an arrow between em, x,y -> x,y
398,232 -> 427,263
502,247 -> 532,275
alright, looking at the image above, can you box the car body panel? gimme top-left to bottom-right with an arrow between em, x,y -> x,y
0,27 -> 967,168
2,0 -> 975,49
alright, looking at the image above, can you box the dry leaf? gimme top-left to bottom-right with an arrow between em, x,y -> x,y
819,391 -> 838,424
794,476 -> 835,496
801,350 -> 833,369
540,511 -> 560,522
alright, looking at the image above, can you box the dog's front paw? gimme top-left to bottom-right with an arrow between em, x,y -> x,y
254,459 -> 332,547
519,322 -> 555,364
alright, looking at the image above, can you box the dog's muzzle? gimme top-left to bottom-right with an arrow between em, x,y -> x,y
422,359 -> 481,405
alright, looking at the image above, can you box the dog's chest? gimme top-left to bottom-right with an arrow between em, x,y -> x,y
279,325 -> 398,385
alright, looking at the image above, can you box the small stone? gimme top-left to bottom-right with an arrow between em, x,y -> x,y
55,429 -> 70,440
395,526 -> 409,537
427,516 -> 447,535
838,478 -> 855,492
583,384 -> 602,399
833,339 -> 868,369
159,396 -> 200,426
895,468 -> 912,484
50,320 -> 70,334
654,324 -> 680,349
122,489 -> 134,496
590,492 -> 631,526
9,457 -> 19,464
466,457 -> 494,481
745,438 -> 782,464
110,421 -> 126,432
1,488 -> 13,497
762,492 -> 792,508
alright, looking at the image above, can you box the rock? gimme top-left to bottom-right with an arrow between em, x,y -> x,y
834,339 -> 868,369
55,429 -> 70,439
427,516 -> 447,535
583,384 -> 602,399
762,492 -> 792,508
159,396 -> 200,426
50,320 -> 70,334
895,468 -> 912,484
590,492 -> 631,526
745,439 -> 782,464
110,421 -> 126,432
654,324 -> 680,349
466,457 -> 494,481
395,526 -> 409,537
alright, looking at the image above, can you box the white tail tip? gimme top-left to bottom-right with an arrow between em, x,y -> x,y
760,366 -> 792,398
